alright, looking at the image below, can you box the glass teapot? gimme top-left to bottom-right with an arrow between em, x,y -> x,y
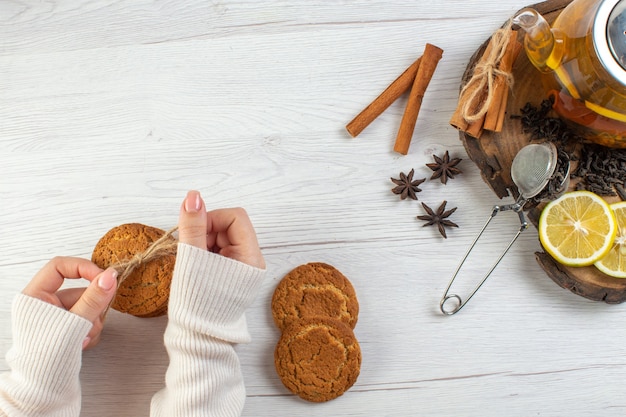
515,0 -> 626,147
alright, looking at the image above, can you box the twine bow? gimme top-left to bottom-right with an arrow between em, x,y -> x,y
460,20 -> 515,123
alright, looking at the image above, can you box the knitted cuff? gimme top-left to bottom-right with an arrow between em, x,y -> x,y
0,294 -> 91,415
169,243 -> 266,343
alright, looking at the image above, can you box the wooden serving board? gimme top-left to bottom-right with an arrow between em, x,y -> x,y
458,0 -> 626,303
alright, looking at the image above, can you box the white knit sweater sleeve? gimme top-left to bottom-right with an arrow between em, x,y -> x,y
0,294 -> 93,417
150,243 -> 266,417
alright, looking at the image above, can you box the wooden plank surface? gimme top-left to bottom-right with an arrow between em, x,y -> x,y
2,1 -> 626,416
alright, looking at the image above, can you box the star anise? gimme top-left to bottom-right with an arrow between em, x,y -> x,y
426,151 -> 462,184
391,169 -> 426,200
417,200 -> 458,238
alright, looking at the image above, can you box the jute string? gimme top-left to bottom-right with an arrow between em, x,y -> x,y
103,226 -> 179,315
460,20 -> 514,123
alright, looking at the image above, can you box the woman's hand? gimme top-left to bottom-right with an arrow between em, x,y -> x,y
178,190 -> 265,269
22,257 -> 118,350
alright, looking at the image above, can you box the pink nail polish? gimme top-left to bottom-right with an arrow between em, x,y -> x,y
184,191 -> 202,213
98,269 -> 117,290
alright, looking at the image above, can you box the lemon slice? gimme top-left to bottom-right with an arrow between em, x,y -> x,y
595,201 -> 626,278
538,191 -> 616,267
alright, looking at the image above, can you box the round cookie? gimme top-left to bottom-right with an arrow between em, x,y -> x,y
271,262 -> 359,330
91,223 -> 176,317
274,317 -> 361,402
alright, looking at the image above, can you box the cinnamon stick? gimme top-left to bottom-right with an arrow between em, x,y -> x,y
346,57 -> 422,137
465,112 -> 485,138
483,30 -> 522,132
393,43 -> 443,155
494,90 -> 509,133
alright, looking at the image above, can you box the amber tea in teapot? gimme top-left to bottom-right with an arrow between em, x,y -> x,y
515,0 -> 626,147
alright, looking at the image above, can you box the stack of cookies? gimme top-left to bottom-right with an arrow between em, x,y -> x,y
271,262 -> 361,402
91,223 -> 177,318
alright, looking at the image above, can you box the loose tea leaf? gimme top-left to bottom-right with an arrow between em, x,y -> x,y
513,97 -> 581,146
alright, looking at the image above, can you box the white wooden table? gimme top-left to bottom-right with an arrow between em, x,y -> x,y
2,1 -> 625,416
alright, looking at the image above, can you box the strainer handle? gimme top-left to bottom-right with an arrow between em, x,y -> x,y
439,204 -> 529,315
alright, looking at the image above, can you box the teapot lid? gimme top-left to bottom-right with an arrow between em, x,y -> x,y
596,0 -> 626,85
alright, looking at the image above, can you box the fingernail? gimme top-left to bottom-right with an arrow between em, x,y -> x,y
184,190 -> 202,213
98,269 -> 118,291
82,336 -> 91,350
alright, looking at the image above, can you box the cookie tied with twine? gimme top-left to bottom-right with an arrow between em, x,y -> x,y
91,223 -> 178,318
